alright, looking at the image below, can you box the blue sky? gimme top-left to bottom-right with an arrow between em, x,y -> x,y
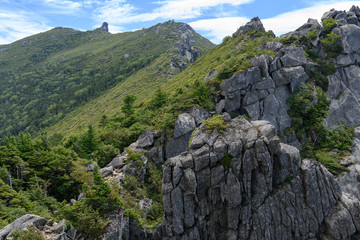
0,0 -> 359,44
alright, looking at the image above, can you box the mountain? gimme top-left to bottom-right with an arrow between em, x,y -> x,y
0,20 -> 214,141
2,5 -> 360,240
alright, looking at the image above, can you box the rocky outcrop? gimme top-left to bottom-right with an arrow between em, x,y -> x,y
217,45 -> 308,148
154,116 -> 360,239
281,18 -> 322,41
0,214 -> 47,239
0,216 -> 78,240
99,22 -> 109,33
322,7 -> 360,128
234,17 -> 266,36
104,211 -> 146,240
214,7 -> 360,147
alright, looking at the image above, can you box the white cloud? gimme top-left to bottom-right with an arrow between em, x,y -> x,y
151,0 -> 254,20
263,1 -> 360,36
189,17 -> 249,43
43,0 -> 83,13
0,11 -> 51,44
94,0 -> 135,26
187,1 -> 360,44
93,0 -> 254,28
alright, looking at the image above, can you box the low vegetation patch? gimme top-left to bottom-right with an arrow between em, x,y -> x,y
202,115 -> 228,133
287,83 -> 354,175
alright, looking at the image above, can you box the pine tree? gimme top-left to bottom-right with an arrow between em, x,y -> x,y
121,94 -> 137,117
79,125 -> 98,155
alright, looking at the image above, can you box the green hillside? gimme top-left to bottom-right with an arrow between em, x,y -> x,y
47,29 -> 274,136
0,21 -> 213,141
0,13 -> 357,238
0,27 -> 278,235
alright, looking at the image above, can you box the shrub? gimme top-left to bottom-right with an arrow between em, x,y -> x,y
83,167 -> 123,216
93,144 -> 119,167
121,94 -> 137,117
221,153 -> 232,169
202,115 -> 228,133
323,125 -> 354,151
314,151 -> 348,175
124,208 -> 140,222
222,36 -> 232,43
59,201 -> 109,239
322,18 -> 337,34
148,88 -> 167,110
320,31 -> 342,58
287,84 -> 330,140
280,36 -> 297,45
11,225 -> 45,240
122,175 -> 140,191
308,30 -> 318,40
125,147 -> 143,162
147,203 -> 162,221
192,80 -> 212,107
248,30 -> 265,38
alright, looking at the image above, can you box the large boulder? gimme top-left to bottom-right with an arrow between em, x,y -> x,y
281,18 -> 322,40
173,113 -> 196,138
0,214 -> 47,239
135,130 -> 154,149
103,211 -> 146,240
336,24 -> 360,54
234,17 -> 266,36
187,105 -> 210,125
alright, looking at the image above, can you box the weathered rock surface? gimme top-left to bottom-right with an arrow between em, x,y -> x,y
174,113 -> 196,138
234,17 -> 266,36
103,211 -> 146,240
219,46 -> 308,135
154,116 -> 360,240
281,18 -> 322,40
215,8 -> 360,150
0,214 -> 47,239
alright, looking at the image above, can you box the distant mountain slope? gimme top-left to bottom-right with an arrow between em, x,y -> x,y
46,21 -> 275,137
0,21 -> 214,140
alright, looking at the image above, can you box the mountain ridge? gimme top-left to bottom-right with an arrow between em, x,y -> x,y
0,20 -> 214,141
2,5 -> 360,240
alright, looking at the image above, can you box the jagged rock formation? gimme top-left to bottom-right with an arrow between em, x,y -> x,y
0,215 -> 79,240
216,43 -> 307,148
165,21 -> 204,73
215,6 -> 360,149
153,116 -> 360,239
234,17 -> 266,36
99,22 -> 109,33
0,214 -> 47,239
104,211 -> 146,240
282,18 -> 323,39
322,7 -> 360,127
4,7 -> 360,240
151,6 -> 360,240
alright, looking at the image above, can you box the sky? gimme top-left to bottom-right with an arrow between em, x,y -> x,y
0,0 -> 359,45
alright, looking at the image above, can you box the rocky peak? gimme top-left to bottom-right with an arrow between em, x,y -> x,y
282,18 -> 322,39
321,5 -> 360,27
99,22 -> 109,33
234,16 -> 266,36
153,114 -> 360,239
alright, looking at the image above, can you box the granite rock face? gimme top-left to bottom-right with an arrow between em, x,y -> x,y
155,116 -> 360,240
234,17 -> 266,36
216,8 -> 360,147
219,45 -> 309,136
0,214 -> 47,239
103,211 -> 146,240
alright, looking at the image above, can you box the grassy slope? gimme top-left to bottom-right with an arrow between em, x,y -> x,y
47,32 -> 274,136
0,21 -> 213,140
